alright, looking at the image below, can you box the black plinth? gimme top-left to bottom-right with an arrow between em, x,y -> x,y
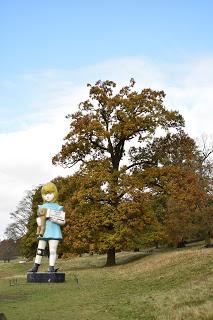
27,272 -> 65,283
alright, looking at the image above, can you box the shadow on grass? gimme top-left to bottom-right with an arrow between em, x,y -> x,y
116,252 -> 153,266
0,293 -> 27,302
62,241 -> 207,271
63,251 -> 153,271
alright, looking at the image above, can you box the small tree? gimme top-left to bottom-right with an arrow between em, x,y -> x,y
20,187 -> 42,258
0,239 -> 19,262
53,79 -> 185,265
4,190 -> 34,241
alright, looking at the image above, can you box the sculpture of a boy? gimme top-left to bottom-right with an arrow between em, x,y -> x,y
29,182 -> 66,273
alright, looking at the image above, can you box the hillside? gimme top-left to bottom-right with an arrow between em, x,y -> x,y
0,245 -> 213,320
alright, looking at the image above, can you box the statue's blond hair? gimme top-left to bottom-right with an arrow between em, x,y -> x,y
41,182 -> 58,202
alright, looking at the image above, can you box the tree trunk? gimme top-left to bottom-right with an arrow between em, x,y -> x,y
105,247 -> 116,266
205,231 -> 212,247
177,238 -> 186,248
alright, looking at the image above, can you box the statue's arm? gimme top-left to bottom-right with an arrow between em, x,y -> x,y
49,208 -> 66,226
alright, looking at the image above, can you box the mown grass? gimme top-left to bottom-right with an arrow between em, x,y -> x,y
0,245 -> 213,320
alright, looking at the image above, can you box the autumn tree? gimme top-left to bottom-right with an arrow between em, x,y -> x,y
146,166 -> 206,246
52,79 -> 185,265
134,131 -> 212,247
194,135 -> 213,245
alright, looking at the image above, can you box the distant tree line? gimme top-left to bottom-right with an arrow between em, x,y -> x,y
0,239 -> 20,262
2,79 -> 213,266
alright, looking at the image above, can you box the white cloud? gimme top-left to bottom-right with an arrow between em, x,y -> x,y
0,56 -> 213,238
0,121 -> 70,238
0,84 -> 87,238
163,57 -> 213,138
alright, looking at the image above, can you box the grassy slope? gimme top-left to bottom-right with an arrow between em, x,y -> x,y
0,245 -> 213,320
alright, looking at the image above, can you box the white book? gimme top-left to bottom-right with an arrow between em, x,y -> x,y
46,209 -> 65,222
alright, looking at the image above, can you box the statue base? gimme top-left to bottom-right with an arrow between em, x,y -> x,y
27,272 -> 65,283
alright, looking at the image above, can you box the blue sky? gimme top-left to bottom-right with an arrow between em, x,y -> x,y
1,0 -> 213,132
0,0 -> 213,237
0,0 -> 213,76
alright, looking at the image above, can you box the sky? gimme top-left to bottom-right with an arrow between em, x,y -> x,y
0,0 -> 213,238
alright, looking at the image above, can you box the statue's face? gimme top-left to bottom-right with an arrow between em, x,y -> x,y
41,182 -> 58,203
43,193 -> 55,202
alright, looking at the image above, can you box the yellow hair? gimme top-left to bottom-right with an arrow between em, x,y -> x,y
41,182 -> 58,203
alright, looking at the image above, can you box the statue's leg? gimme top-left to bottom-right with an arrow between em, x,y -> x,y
28,240 -> 47,273
48,240 -> 59,272
35,240 -> 47,264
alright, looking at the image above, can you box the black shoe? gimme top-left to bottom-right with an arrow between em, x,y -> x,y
28,263 -> 40,273
48,266 -> 59,273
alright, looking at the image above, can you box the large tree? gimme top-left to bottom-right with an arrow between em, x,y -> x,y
53,79 -> 185,265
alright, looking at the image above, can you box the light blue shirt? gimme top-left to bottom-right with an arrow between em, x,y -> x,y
38,202 -> 64,241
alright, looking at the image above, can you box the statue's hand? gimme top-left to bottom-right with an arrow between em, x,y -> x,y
50,217 -> 66,226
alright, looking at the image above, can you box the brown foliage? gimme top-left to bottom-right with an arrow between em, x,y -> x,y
52,79 -> 187,262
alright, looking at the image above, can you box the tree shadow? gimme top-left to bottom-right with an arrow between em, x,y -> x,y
63,251 -> 153,271
116,252 -> 153,266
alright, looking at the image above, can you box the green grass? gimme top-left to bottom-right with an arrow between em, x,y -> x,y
0,245 -> 213,320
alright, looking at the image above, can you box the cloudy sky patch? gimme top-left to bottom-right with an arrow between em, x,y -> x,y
0,1 -> 213,238
1,56 -> 213,237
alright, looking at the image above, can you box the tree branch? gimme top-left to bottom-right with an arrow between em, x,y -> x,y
88,135 -> 108,152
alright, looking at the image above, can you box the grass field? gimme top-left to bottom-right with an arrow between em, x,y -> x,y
0,244 -> 213,320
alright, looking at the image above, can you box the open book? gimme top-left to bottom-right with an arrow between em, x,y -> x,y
46,208 -> 65,222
